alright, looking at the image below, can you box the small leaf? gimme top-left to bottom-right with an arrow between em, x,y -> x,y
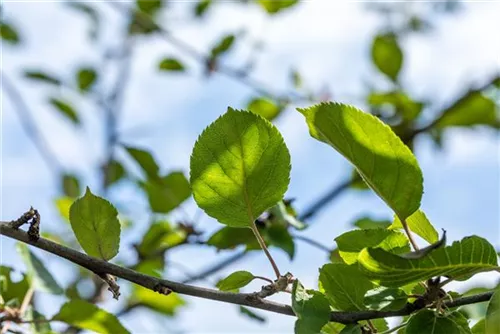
371,33 -> 403,81
76,67 -> 97,92
486,284 -> 500,334
434,91 -> 499,128
24,70 -> 61,86
16,244 -> 63,294
141,171 -> 191,213
62,173 -> 81,198
359,236 -> 498,287
298,102 -> 423,220
69,187 -> 121,260
335,228 -> 410,264
207,226 -> 259,250
321,322 -> 346,334
54,197 -> 73,222
158,57 -> 185,72
131,285 -> 185,316
53,299 -> 130,334
194,0 -> 212,17
390,210 -> 439,244
125,146 -> 160,180
239,306 -> 266,323
0,22 -> 20,44
0,266 -> 29,306
211,34 -> 235,57
190,108 -> 291,228
319,263 -> 373,311
268,201 -> 306,230
292,280 -> 331,334
216,271 -> 255,291
258,0 -> 299,14
137,0 -> 162,16
352,217 -> 391,230
447,312 -> 473,334
103,160 -> 126,187
247,97 -> 283,121
49,98 -> 79,125
137,220 -> 186,257
368,91 -> 424,121
406,310 -> 463,334
290,69 -> 302,88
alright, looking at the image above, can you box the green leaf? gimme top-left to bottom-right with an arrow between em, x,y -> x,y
0,266 -> 29,306
194,0 -> 212,17
53,299 -> 130,334
131,286 -> 185,316
364,287 -> 408,311
298,102 -> 423,220
447,312 -> 473,334
359,236 -> 498,287
434,91 -> 498,128
247,97 -> 283,121
137,0 -> 162,16
239,306 -> 266,322
216,271 -> 255,291
292,280 -> 331,334
265,223 -> 295,260
207,226 -> 259,250
352,217 -> 391,230
0,22 -> 20,44
190,108 -> 291,228
141,171 -> 191,213
258,0 -> 299,14
211,34 -> 235,57
319,263 -> 373,311
62,173 -> 81,198
137,220 -> 186,256
371,33 -> 403,81
103,160 -> 126,187
26,307 -> 54,334
368,91 -> 424,121
390,210 -> 439,244
69,187 -> 121,260
49,98 -> 79,125
158,57 -> 185,72
55,197 -> 73,222
76,67 -> 97,92
268,201 -> 306,230
338,324 -> 362,334
24,70 -> 61,85
16,244 -> 63,294
335,228 -> 410,264
471,319 -> 485,334
406,310 -> 463,334
486,285 -> 500,334
321,322 -> 346,334
125,146 -> 160,180
290,69 -> 303,88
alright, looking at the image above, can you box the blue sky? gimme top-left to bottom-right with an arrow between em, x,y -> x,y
1,1 -> 499,333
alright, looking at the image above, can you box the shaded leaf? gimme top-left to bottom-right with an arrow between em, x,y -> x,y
335,228 -> 410,264
16,244 -> 63,294
486,285 -> 500,334
247,97 -> 283,121
0,266 -> 29,306
292,280 -> 331,334
194,0 -> 212,17
53,299 -> 130,334
406,310 -> 463,334
371,33 -> 403,81
103,160 -> 126,187
0,22 -> 20,44
62,173 -> 81,198
49,98 -> 79,125
24,70 -> 61,85
319,263 -> 373,311
125,146 -> 160,180
269,201 -> 306,230
207,226 -> 258,250
141,171 -> 191,213
69,187 -> 120,260
239,306 -> 266,323
26,307 -> 54,334
211,34 -> 235,57
298,102 -> 422,220
339,324 -> 362,334
258,0 -> 299,14
137,220 -> 186,257
77,67 -> 97,92
190,108 -> 291,228
359,236 -> 498,287
266,223 -> 295,260
390,210 -> 439,244
364,287 -> 408,311
216,271 -> 254,291
137,0 -> 162,16
158,57 -> 185,72
352,217 -> 391,230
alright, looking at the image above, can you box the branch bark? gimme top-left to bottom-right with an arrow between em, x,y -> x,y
0,223 -> 493,324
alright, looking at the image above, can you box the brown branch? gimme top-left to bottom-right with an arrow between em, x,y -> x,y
0,223 -> 494,324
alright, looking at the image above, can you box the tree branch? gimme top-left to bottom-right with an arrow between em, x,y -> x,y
0,223 -> 493,324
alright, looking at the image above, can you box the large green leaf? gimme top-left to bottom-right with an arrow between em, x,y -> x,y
53,299 -> 130,334
472,319 -> 485,334
17,244 -> 63,294
486,284 -> 500,334
141,171 -> 191,213
298,102 -> 423,219
335,228 -> 410,264
190,108 -> 291,228
359,236 -> 499,287
371,33 -> 403,81
390,210 -> 439,244
434,91 -> 498,128
69,187 -> 121,260
292,280 -> 331,334
216,271 -> 254,291
319,263 -> 373,311
406,310 -> 464,334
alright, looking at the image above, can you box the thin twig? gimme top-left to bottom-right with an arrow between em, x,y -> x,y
399,217 -> 419,251
250,222 -> 281,279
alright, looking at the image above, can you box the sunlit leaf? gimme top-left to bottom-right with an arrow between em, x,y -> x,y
319,263 -> 373,311
211,34 -> 235,57
247,97 -> 283,121
0,266 -> 29,306
292,280 -> 331,334
137,220 -> 186,257
49,97 -> 79,125
321,322 -> 346,334
352,216 -> 391,230
216,271 -> 254,291
132,286 -> 185,316
486,284 -> 500,334
69,187 -> 120,260
16,244 -> 63,294
390,210 -> 439,244
368,91 -> 424,121
471,319 -> 485,334
258,0 -> 299,14
371,33 -> 403,81
77,67 -> 97,92
190,108 -> 291,228
298,102 -> 423,220
359,236 -> 498,287
53,299 -> 130,334
158,57 -> 185,72
141,171 -> 191,213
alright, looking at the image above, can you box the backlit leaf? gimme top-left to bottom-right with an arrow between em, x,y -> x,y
371,33 -> 403,81
258,0 -> 299,14
247,97 -> 283,121
190,108 -> 291,228
298,102 -> 423,220
292,280 -> 331,334
141,171 -> 191,213
159,57 -> 185,72
137,220 -> 186,257
216,271 -> 254,291
390,210 -> 439,244
211,34 -> 235,57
